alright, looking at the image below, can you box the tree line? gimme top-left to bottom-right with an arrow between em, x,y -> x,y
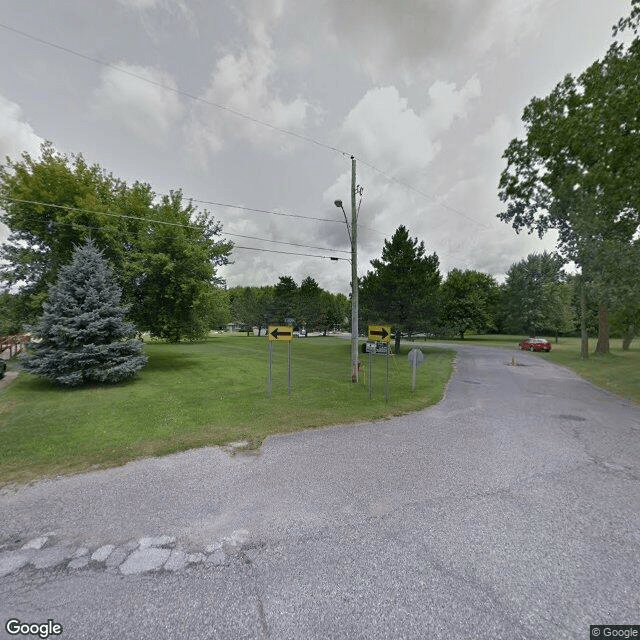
227,277 -> 350,336
357,225 -> 637,355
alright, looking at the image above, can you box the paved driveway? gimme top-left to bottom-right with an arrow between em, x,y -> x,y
1,345 -> 638,639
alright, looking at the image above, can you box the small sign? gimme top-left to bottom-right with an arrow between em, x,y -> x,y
368,325 -> 391,343
366,341 -> 389,355
268,325 -> 293,341
407,348 -> 424,367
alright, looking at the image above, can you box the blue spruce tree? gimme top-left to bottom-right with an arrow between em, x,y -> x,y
22,239 -> 147,386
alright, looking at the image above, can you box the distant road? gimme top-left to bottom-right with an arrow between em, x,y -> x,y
1,344 -> 638,639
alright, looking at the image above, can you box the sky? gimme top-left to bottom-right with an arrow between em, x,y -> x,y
0,0 -> 632,294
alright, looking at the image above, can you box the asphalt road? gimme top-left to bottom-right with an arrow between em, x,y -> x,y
1,344 -> 639,639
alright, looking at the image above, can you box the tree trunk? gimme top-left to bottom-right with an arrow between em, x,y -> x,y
594,305 -> 610,355
394,331 -> 401,355
580,282 -> 588,359
622,324 -> 635,351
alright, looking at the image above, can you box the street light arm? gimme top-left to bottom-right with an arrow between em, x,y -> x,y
334,200 -> 352,244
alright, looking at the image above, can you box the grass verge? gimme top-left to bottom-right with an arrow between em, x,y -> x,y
0,336 -> 454,486
430,334 -> 640,405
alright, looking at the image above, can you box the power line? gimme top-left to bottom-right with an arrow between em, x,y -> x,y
186,197 -> 346,224
0,196 -> 349,255
355,157 -> 492,231
1,21 -> 495,232
0,22 -> 349,158
231,246 -> 349,261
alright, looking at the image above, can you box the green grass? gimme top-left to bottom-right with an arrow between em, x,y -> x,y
430,334 -> 640,405
0,336 -> 454,486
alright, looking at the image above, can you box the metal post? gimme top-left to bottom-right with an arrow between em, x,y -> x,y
288,341 -> 292,396
351,155 -> 359,383
368,350 -> 372,400
412,358 -> 417,392
385,346 -> 389,403
268,341 -> 273,396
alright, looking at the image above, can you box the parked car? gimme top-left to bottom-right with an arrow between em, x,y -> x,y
518,337 -> 551,352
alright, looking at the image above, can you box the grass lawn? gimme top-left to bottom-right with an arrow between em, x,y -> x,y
429,334 -> 640,405
0,335 -> 454,486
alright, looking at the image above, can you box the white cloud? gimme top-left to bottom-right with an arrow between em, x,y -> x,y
185,6 -> 313,161
117,0 -> 158,8
93,63 -> 184,145
0,95 -> 43,162
115,0 -> 192,17
338,76 -> 480,184
319,0 -> 547,81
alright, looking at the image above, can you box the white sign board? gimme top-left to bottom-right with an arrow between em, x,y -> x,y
407,348 -> 424,367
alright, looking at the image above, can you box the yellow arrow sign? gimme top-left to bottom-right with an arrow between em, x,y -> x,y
268,325 -> 293,341
368,325 -> 391,343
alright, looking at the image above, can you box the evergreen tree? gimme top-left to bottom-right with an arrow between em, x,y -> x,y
22,239 -> 147,386
360,226 -> 440,354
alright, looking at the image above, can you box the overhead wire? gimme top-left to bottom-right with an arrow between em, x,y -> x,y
0,21 -> 496,232
0,196 -> 350,259
185,197 -> 347,224
0,23 -> 349,159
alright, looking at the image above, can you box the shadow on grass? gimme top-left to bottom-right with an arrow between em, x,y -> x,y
10,373 -> 142,394
143,353 -> 201,373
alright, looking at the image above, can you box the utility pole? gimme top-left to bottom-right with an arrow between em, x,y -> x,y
350,155 -> 359,383
334,157 -> 360,383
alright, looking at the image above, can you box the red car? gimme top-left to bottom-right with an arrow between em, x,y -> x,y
518,337 -> 551,352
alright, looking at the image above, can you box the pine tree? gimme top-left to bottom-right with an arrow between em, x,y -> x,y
22,239 -> 147,386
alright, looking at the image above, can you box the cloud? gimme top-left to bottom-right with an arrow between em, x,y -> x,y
116,0 -> 159,8
319,0 -> 546,81
318,85 -> 558,286
115,0 -> 193,18
93,63 -> 184,145
185,7 -> 313,162
338,76 -> 480,184
0,95 -> 44,163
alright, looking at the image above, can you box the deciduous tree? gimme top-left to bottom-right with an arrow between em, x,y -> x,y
498,7 -> 640,356
439,269 -> 499,339
502,252 -> 574,339
0,144 -> 232,341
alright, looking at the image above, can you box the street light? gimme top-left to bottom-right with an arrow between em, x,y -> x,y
334,156 -> 359,382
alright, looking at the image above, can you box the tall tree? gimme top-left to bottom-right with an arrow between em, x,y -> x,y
0,144 -> 232,340
498,7 -> 640,356
502,252 -> 574,339
318,291 -> 349,336
124,190 -> 231,342
21,239 -> 147,386
298,276 -> 323,330
228,285 -> 276,335
360,226 -> 440,354
272,276 -> 299,324
440,269 -> 499,339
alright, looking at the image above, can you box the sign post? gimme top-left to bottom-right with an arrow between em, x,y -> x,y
268,341 -> 273,396
368,348 -> 372,399
288,341 -> 292,396
367,325 -> 391,401
267,325 -> 293,396
385,347 -> 389,403
407,348 -> 425,392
